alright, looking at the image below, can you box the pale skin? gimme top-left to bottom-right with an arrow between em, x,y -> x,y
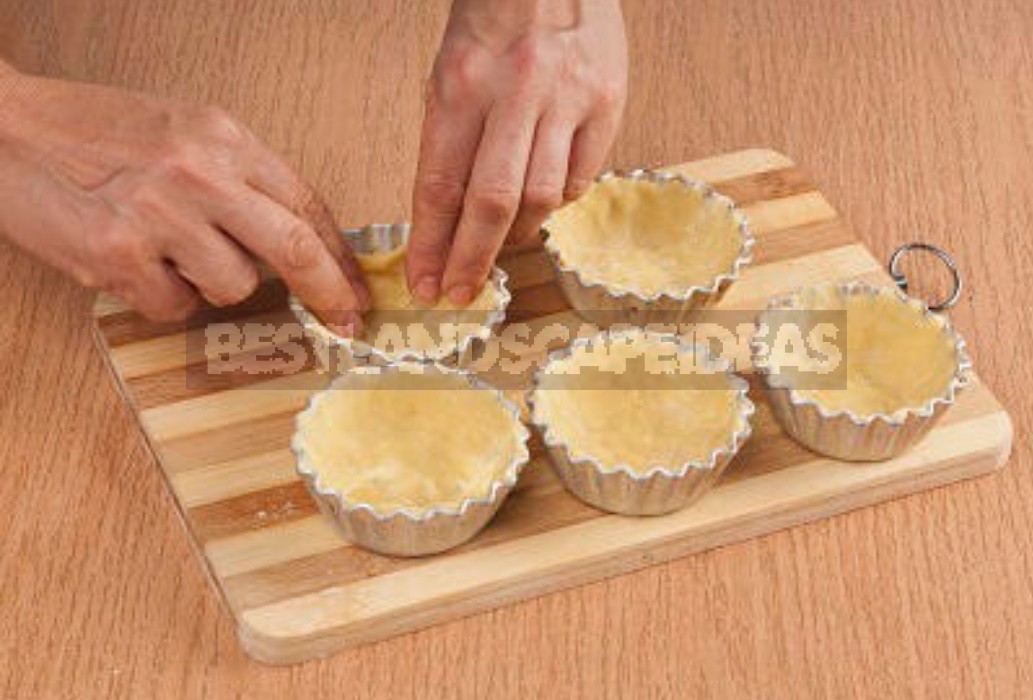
0,0 -> 627,333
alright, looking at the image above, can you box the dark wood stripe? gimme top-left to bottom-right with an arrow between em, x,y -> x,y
189,436 -> 550,542
209,410 -> 822,607
159,410 -> 299,474
128,337 -> 322,411
217,386 -> 999,615
190,392 -> 789,542
751,217 -> 852,265
507,283 -> 570,323
190,481 -> 317,542
209,381 -> 1001,612
710,166 -> 815,206
220,461 -> 600,610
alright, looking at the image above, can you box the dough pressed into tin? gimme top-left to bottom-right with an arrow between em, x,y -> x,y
532,332 -> 749,474
544,177 -> 747,296
295,365 -> 526,514
356,246 -> 499,358
766,284 -> 960,420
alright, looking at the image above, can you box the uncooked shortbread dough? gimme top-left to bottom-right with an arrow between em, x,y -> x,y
355,246 -> 499,357
532,333 -> 749,473
296,366 -> 525,513
767,285 -> 960,419
545,178 -> 745,296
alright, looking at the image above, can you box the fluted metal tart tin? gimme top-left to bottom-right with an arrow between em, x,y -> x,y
528,329 -> 755,515
541,169 -> 755,328
751,280 -> 971,462
289,223 -> 511,372
292,362 -> 531,557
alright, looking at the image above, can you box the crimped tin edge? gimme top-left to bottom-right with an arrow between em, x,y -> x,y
292,362 -> 531,529
540,169 -> 756,304
750,279 -> 972,429
528,328 -> 755,484
288,223 -> 511,366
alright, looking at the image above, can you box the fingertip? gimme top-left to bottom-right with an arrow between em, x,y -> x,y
413,276 -> 441,305
326,310 -> 363,339
446,283 -> 477,306
403,235 -> 446,303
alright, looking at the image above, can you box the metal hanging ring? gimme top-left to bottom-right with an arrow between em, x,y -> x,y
887,242 -> 963,312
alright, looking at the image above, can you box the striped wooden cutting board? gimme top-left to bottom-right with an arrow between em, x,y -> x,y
91,149 -> 1013,664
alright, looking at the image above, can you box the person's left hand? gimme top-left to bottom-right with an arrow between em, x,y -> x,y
406,0 -> 627,305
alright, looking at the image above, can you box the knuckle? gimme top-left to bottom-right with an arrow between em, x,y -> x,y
468,187 -> 520,227
522,184 -> 563,215
160,156 -> 209,191
92,219 -> 147,270
593,78 -> 626,110
210,267 -> 260,307
435,45 -> 483,102
512,36 -> 546,79
156,136 -> 202,171
282,222 -> 321,270
193,106 -> 245,145
414,173 -> 467,215
70,263 -> 101,289
120,179 -> 168,219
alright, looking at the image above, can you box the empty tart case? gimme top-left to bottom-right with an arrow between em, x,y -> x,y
751,280 -> 971,461
541,169 -> 755,328
292,362 -> 531,556
289,223 -> 511,372
528,329 -> 755,515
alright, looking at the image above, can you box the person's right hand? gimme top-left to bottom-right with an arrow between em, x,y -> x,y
0,64 -> 368,334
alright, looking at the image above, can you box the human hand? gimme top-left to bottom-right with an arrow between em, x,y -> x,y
407,0 -> 627,305
0,64 -> 368,333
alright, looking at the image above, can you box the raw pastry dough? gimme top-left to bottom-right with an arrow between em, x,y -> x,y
767,285 -> 959,418
545,178 -> 744,295
532,334 -> 748,473
356,246 -> 499,357
296,365 -> 525,513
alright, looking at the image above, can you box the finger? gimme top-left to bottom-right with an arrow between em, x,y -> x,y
565,114 -> 620,201
122,261 -> 202,323
243,143 -> 369,310
211,187 -> 365,336
507,113 -> 573,247
165,224 -> 261,308
440,102 -> 537,304
407,96 -> 486,303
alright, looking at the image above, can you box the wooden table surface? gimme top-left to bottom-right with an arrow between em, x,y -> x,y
1,1 -> 1030,697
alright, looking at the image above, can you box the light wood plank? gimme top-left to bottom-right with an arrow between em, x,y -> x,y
239,411 -> 1011,663
79,151 -> 1016,668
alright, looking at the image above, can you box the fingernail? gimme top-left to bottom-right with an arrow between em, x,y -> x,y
413,277 -> 440,304
328,312 -> 363,338
447,284 -> 476,306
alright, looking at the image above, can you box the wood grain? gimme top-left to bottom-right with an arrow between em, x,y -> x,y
2,0 -> 1032,697
85,149 -> 1013,663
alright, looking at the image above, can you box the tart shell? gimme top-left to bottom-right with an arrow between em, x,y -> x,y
290,223 -> 510,371
751,281 -> 971,461
541,170 -> 755,328
292,363 -> 530,556
529,329 -> 755,516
